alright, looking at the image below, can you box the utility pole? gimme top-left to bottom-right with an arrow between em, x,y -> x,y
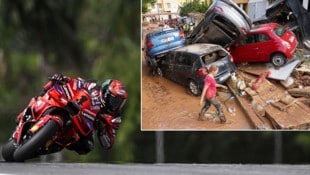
155,131 -> 165,163
273,132 -> 283,164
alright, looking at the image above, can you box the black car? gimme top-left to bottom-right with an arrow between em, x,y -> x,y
157,43 -> 236,96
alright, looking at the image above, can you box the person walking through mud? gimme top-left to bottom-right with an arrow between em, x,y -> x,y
199,64 -> 227,123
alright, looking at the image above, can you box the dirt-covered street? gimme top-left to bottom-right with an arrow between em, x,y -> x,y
142,58 -> 254,130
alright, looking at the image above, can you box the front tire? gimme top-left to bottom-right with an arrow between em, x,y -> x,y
271,53 -> 287,67
2,139 -> 17,162
13,120 -> 60,162
188,79 -> 201,96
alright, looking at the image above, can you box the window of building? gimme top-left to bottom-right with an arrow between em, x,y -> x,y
157,3 -> 162,9
151,3 -> 156,9
166,3 -> 171,9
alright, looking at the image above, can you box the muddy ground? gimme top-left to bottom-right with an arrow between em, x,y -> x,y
141,59 -> 254,130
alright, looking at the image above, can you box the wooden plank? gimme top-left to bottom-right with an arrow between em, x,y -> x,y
237,71 -> 310,129
226,79 -> 273,129
265,104 -> 310,130
288,87 -> 310,98
253,77 -> 310,129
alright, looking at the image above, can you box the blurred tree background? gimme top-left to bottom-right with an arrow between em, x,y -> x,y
0,0 -> 309,164
0,0 -> 140,162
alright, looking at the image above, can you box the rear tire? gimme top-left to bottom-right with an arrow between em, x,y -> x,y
270,53 -> 287,67
188,79 -> 201,96
1,139 -> 17,162
13,120 -> 60,162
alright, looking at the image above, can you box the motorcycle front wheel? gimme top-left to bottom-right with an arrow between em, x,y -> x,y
13,120 -> 60,162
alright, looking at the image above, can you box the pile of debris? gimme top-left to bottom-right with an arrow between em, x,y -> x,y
227,56 -> 310,130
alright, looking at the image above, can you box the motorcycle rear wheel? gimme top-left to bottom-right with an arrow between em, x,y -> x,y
13,120 -> 60,162
1,139 -> 17,162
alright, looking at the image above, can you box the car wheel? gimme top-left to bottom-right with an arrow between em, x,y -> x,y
270,53 -> 287,67
145,56 -> 151,66
188,79 -> 201,96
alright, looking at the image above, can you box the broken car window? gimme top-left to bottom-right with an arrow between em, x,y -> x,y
274,25 -> 286,37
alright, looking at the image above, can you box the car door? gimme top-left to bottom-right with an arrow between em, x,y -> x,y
230,34 -> 258,62
173,52 -> 194,85
160,52 -> 175,79
252,33 -> 273,62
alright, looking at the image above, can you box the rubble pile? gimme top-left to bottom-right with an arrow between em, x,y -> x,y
226,60 -> 310,130
293,66 -> 310,87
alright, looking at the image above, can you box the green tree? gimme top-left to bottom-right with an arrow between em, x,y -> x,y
179,0 -> 210,16
0,0 -> 141,163
142,0 -> 157,13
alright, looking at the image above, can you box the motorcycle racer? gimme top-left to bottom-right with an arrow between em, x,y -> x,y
41,73 -> 128,154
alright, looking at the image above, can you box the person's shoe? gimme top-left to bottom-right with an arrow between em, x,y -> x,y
219,113 -> 226,123
198,112 -> 205,121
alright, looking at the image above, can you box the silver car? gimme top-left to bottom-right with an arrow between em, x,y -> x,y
187,0 -> 252,47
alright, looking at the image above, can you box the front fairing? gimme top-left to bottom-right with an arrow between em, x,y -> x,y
12,80 -> 97,148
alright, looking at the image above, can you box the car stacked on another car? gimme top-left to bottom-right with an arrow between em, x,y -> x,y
186,0 -> 252,48
156,43 -> 236,96
144,27 -> 186,70
230,23 -> 298,67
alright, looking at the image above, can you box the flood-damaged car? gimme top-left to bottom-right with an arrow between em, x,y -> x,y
230,23 -> 298,67
144,28 -> 186,71
253,0 -> 310,50
186,0 -> 252,47
156,43 -> 236,96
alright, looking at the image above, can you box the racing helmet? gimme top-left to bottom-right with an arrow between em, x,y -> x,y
101,79 -> 128,112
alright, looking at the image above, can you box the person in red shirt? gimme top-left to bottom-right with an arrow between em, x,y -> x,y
199,64 -> 227,123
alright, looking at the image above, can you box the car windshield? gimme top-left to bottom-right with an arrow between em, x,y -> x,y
273,25 -> 286,37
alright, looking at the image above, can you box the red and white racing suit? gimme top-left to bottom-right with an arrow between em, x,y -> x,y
42,76 -> 121,154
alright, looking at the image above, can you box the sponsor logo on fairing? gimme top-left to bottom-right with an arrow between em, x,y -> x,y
55,85 -> 63,94
62,85 -> 72,99
82,111 -> 95,121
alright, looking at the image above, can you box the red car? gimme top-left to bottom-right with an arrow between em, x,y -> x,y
230,23 -> 298,67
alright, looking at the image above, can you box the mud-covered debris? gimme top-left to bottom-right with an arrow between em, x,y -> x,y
270,94 -> 298,111
280,76 -> 294,88
288,87 -> 310,98
250,71 -> 271,90
251,99 -> 266,118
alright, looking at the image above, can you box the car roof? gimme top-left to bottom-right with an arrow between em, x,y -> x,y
173,43 -> 224,56
250,23 -> 278,33
146,28 -> 178,37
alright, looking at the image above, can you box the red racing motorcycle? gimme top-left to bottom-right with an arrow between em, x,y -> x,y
2,79 -> 107,162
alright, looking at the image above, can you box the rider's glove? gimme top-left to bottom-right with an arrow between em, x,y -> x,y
49,73 -> 68,84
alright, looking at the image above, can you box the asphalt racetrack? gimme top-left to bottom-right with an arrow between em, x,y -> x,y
0,163 -> 309,175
